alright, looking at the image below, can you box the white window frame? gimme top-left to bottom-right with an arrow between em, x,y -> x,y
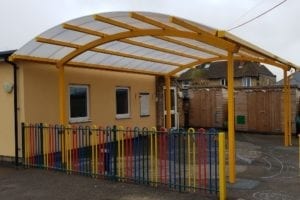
140,92 -> 150,117
220,78 -> 227,86
69,84 -> 90,123
242,77 -> 252,87
116,87 -> 130,119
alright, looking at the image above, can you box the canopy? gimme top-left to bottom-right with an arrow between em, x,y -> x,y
10,11 -> 298,74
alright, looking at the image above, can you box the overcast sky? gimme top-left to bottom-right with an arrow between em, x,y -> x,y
1,0 -> 299,80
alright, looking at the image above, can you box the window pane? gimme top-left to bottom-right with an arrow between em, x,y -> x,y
140,93 -> 150,116
70,86 -> 88,118
116,88 -> 129,115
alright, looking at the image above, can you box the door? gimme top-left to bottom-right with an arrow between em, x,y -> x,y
163,87 -> 178,128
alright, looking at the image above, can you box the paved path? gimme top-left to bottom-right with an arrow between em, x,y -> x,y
228,134 -> 300,200
0,134 -> 299,200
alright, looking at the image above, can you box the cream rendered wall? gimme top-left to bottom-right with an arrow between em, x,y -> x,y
20,62 -> 157,128
0,62 -> 15,157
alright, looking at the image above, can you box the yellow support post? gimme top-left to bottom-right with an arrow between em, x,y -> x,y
218,132 -> 226,200
58,64 -> 66,125
165,76 -> 171,129
287,78 -> 292,146
283,70 -> 289,146
227,51 -> 236,183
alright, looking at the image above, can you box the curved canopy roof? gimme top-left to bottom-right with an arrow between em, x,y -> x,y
10,11 -> 298,76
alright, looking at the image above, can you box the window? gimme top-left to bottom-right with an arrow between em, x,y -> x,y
220,78 -> 227,86
69,85 -> 89,122
242,77 -> 252,87
140,93 -> 150,117
116,87 -> 130,119
182,80 -> 190,89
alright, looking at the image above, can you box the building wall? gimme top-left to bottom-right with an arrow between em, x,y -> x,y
188,86 -> 227,128
20,61 -> 157,128
235,86 -> 299,134
192,76 -> 274,87
0,62 -> 15,157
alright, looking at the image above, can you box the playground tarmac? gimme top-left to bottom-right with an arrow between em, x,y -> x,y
0,133 -> 299,200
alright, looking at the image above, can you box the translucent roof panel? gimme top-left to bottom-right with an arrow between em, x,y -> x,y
100,12 -> 159,29
98,41 -> 196,65
168,37 -> 228,56
29,42 -> 74,59
130,36 -> 215,59
12,11 -> 298,76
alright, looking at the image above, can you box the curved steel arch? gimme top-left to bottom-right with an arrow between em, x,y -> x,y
57,28 -> 236,68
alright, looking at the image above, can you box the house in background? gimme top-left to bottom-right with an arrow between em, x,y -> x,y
178,60 -> 276,87
277,71 -> 300,87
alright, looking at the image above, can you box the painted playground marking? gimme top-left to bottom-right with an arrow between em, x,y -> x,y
252,191 -> 293,200
260,152 -> 283,179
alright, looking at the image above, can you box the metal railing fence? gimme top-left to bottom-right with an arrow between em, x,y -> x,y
22,123 -> 226,198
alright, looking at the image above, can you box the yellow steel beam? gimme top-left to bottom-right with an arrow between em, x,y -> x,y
168,56 -> 225,76
170,17 -> 236,52
131,12 -> 176,30
9,54 -> 58,64
99,13 -> 227,57
283,70 -> 289,146
171,16 -> 216,34
218,30 -> 299,70
287,77 -> 292,146
165,76 -> 171,129
63,23 -> 203,60
131,12 -> 236,52
57,29 -> 229,66
36,37 -> 79,48
94,15 -> 138,31
68,61 -> 165,76
122,39 -> 201,60
155,36 -> 225,57
58,63 -> 66,124
36,37 -> 181,66
93,48 -> 180,66
63,23 -> 106,37
227,51 -> 236,183
10,53 -> 164,76
235,54 -> 289,70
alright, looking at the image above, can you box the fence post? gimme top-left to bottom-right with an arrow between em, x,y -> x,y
218,132 -> 226,200
21,123 -> 25,168
113,125 -> 117,181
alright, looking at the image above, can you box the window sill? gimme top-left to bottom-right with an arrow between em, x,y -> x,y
140,115 -> 150,118
115,116 -> 131,120
69,119 -> 92,124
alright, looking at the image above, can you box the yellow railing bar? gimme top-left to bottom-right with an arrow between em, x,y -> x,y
218,132 -> 226,200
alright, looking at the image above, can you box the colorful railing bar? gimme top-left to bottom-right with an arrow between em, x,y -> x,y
21,123 -> 225,199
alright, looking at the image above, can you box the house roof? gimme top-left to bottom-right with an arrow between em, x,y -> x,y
0,50 -> 16,60
9,11 -> 298,76
179,60 -> 275,80
277,71 -> 300,87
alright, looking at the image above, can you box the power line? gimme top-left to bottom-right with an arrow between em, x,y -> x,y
227,0 -> 287,31
227,0 -> 266,29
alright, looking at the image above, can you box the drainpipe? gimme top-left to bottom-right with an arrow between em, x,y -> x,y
4,58 -> 19,167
